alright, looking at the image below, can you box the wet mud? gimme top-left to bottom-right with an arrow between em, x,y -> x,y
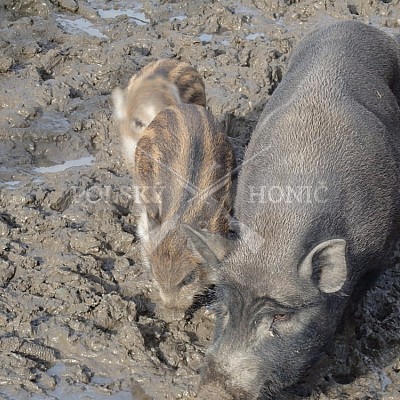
0,0 -> 399,398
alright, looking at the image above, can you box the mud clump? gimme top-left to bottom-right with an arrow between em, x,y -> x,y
0,0 -> 399,399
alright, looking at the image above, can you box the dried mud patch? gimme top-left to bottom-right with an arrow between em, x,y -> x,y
0,0 -> 399,398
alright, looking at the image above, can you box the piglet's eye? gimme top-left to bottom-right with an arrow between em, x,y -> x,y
253,317 -> 262,328
132,118 -> 145,129
181,271 -> 196,286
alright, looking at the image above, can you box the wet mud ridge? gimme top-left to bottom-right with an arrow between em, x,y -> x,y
0,0 -> 399,399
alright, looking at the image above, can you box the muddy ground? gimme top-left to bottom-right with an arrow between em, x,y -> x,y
0,0 -> 399,399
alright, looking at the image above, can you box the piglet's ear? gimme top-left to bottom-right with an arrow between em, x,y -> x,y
139,208 -> 182,250
166,82 -> 182,105
183,225 -> 232,266
112,87 -> 127,121
298,239 -> 347,293
137,208 -> 160,243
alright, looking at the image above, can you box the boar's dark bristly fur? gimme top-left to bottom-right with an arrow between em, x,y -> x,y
185,21 -> 400,399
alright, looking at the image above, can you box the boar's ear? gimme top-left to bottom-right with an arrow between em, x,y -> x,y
112,87 -> 127,121
298,239 -> 347,293
183,224 -> 231,265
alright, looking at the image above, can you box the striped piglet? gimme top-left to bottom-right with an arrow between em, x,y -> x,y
134,103 -> 235,312
112,59 -> 206,160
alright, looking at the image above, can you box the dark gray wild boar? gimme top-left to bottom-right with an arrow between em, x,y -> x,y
185,21 -> 400,398
135,103 -> 235,312
112,59 -> 206,161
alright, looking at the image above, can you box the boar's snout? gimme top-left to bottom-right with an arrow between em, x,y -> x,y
194,383 -> 234,400
200,353 -> 261,400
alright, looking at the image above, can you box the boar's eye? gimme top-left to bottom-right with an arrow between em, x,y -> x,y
273,313 -> 289,322
180,271 -> 196,286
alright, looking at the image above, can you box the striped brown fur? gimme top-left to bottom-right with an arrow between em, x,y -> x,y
128,59 -> 206,107
112,59 -> 206,165
135,103 -> 235,311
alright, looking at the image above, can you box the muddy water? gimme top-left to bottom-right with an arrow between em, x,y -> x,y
0,0 -> 399,399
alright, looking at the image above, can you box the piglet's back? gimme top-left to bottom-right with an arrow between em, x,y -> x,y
134,103 -> 234,234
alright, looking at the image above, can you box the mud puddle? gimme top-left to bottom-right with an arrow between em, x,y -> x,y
0,0 -> 399,399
